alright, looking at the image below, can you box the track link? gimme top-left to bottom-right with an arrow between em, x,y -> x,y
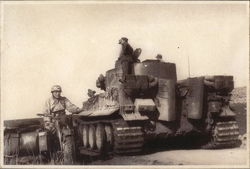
112,121 -> 144,154
202,120 -> 240,149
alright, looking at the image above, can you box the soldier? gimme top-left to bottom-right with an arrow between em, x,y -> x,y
118,37 -> 134,82
41,85 -> 83,154
87,89 -> 96,98
156,54 -> 163,61
96,74 -> 106,91
118,37 -> 134,60
43,85 -> 82,130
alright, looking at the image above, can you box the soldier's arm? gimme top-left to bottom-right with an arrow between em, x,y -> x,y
64,97 -> 82,114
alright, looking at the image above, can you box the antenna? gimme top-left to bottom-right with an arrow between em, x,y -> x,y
187,55 -> 190,78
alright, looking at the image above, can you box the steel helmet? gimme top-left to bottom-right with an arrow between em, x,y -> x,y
51,85 -> 62,92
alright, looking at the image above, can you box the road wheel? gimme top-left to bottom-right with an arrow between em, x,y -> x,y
96,123 -> 106,152
88,125 -> 96,150
105,124 -> 114,151
82,125 -> 89,148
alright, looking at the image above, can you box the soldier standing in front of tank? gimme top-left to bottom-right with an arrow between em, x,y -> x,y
118,37 -> 134,82
43,85 -> 82,132
42,85 -> 83,153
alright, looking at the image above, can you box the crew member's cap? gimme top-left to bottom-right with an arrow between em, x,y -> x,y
156,54 -> 163,60
118,37 -> 128,44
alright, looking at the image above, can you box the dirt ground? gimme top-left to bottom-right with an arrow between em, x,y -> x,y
90,148 -> 247,165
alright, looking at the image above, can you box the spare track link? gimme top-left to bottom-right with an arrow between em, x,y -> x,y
112,121 -> 144,154
203,120 -> 240,149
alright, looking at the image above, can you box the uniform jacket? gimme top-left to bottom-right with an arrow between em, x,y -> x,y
43,96 -> 81,115
119,43 -> 134,61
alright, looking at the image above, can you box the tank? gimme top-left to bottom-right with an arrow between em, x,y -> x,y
72,55 -> 240,156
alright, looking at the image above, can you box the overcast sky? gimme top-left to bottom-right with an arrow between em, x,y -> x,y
1,2 -> 249,120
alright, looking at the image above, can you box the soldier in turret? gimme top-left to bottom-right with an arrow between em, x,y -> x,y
118,37 -> 134,60
118,37 -> 134,82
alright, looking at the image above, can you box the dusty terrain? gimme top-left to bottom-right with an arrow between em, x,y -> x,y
90,148 -> 247,165
88,87 -> 248,165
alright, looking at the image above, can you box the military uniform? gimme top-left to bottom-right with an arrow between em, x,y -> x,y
118,38 -> 134,76
119,43 -> 134,60
43,96 -> 81,130
42,85 -> 81,153
43,96 -> 81,115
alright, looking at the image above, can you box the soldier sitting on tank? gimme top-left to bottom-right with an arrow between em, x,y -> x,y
133,48 -> 142,63
82,89 -> 98,111
87,89 -> 96,98
96,74 -> 106,91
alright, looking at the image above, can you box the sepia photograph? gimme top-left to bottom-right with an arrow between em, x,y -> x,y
0,1 -> 249,168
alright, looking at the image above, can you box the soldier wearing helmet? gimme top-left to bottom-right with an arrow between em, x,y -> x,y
43,85 -> 82,127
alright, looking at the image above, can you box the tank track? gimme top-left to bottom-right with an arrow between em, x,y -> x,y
202,120 -> 240,149
112,120 -> 144,154
78,119 -> 145,155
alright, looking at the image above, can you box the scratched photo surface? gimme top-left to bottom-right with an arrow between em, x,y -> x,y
1,1 -> 249,167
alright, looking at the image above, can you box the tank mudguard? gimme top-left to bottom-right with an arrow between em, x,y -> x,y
4,118 -> 43,129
